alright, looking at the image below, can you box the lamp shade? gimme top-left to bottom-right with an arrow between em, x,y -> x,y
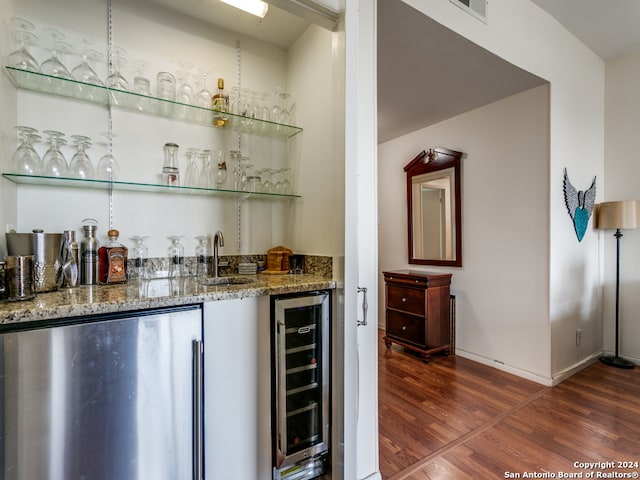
595,200 -> 640,230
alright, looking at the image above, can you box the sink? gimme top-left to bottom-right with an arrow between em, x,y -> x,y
198,276 -> 257,286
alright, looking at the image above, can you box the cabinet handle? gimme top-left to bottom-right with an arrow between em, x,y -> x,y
357,286 -> 368,326
402,297 -> 407,303
402,325 -> 407,331
192,340 -> 204,480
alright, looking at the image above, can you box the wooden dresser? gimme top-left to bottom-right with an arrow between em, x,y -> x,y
382,270 -> 452,362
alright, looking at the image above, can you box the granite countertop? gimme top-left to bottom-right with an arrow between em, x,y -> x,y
0,274 -> 336,328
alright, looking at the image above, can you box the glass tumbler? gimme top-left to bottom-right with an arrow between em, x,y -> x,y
130,235 -> 149,279
162,142 -> 180,186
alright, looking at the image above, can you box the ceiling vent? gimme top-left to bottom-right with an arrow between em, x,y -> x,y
450,0 -> 488,23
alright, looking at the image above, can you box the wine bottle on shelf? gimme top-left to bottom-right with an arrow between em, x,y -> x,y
212,78 -> 229,127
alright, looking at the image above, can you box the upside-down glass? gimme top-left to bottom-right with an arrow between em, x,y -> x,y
212,150 -> 227,188
157,71 -> 176,115
130,235 -> 149,279
42,130 -> 69,177
167,235 -> 185,278
195,235 -> 210,278
96,132 -> 120,181
12,126 -> 43,175
198,150 -> 213,189
40,28 -> 73,80
72,38 -> 104,85
184,148 -> 200,187
106,46 -> 129,92
69,135 -> 95,179
7,18 -> 40,72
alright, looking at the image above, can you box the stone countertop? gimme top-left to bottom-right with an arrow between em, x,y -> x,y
0,274 -> 336,328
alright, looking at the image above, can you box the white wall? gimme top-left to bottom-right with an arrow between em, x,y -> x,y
384,0 -> 605,383
603,49 -> 640,363
379,85 -> 551,382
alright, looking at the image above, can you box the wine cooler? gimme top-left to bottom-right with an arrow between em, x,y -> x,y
272,290 -> 331,480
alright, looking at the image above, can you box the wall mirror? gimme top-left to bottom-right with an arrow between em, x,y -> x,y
405,147 -> 463,267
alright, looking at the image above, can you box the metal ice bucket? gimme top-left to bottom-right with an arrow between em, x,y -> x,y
6,230 -> 63,293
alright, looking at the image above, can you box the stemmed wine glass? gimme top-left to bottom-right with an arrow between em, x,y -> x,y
7,18 -> 40,73
197,149 -> 213,189
96,132 -> 120,181
71,38 -> 104,86
175,64 -> 195,118
68,135 -> 95,179
106,46 -> 129,106
40,28 -> 73,79
195,235 -> 210,278
194,67 -> 213,122
130,235 -> 149,279
184,147 -> 200,187
42,130 -> 69,177
12,126 -> 43,175
167,235 -> 185,278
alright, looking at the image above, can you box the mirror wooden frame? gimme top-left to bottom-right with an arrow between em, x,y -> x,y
405,147 -> 463,267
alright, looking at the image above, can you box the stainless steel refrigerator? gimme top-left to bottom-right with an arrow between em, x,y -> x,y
0,305 -> 204,480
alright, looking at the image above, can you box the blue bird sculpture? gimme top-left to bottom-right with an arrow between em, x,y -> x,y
563,168 -> 596,242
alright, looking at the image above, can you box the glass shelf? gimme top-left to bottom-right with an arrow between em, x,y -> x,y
2,173 -> 301,199
4,66 -> 303,139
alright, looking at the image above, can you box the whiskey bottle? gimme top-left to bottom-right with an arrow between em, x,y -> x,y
98,229 -> 128,284
212,77 -> 229,127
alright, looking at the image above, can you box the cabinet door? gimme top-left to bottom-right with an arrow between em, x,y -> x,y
203,297 -> 271,480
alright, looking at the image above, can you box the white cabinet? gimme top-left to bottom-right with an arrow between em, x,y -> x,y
203,297 -> 271,479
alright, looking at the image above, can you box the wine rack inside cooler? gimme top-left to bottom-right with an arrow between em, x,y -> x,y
272,291 -> 330,480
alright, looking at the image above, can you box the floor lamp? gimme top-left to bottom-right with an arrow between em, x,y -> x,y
595,200 -> 640,369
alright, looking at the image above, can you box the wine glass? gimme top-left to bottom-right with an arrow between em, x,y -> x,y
12,126 -> 43,175
7,18 -> 40,72
96,132 -> 120,181
238,156 -> 253,191
176,65 -> 194,118
69,135 -> 95,179
130,235 -> 149,279
194,67 -> 212,122
183,148 -> 200,187
167,235 -> 185,278
106,45 -> 129,106
195,235 -> 210,278
71,38 -> 104,85
42,130 -> 69,177
40,28 -> 73,80
197,149 -> 213,189
257,168 -> 274,193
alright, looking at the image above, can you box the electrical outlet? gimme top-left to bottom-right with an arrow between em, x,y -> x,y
576,329 -> 582,347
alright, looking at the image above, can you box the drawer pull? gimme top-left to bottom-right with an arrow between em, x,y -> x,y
401,297 -> 407,303
402,325 -> 407,331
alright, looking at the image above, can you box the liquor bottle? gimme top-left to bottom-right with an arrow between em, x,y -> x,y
212,77 -> 229,127
98,229 -> 128,284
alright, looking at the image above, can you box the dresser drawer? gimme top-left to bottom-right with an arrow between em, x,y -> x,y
386,310 -> 425,348
387,284 -> 425,316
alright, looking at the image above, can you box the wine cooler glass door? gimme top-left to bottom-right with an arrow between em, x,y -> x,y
273,291 -> 330,477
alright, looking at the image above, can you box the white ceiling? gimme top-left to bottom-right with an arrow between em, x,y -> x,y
377,0 -> 640,143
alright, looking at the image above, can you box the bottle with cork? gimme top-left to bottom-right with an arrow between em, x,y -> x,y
211,77 -> 229,127
98,229 -> 128,284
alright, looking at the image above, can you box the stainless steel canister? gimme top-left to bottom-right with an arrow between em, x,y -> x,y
5,231 -> 63,293
81,220 -> 99,285
57,230 -> 80,288
5,255 -> 36,301
0,261 -> 6,300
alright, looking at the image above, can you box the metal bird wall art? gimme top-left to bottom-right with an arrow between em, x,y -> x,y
563,168 -> 596,242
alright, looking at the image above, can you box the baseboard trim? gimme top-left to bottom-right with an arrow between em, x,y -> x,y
359,472 -> 382,480
455,349 -> 555,386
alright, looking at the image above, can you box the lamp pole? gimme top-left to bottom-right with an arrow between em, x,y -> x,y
600,228 -> 634,369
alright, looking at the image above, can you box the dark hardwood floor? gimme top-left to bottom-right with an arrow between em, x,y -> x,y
378,329 -> 640,479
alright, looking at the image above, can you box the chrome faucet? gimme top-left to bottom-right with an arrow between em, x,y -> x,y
213,231 -> 224,278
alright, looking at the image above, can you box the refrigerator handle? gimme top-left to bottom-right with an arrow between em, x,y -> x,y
357,286 -> 368,326
193,339 -> 204,480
